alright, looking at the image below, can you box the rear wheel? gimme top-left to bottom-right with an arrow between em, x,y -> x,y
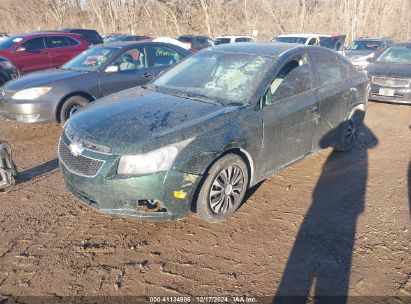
60,95 -> 90,124
0,74 -> 7,87
195,154 -> 249,222
334,109 -> 365,151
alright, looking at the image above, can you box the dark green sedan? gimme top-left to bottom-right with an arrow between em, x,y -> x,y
59,42 -> 369,222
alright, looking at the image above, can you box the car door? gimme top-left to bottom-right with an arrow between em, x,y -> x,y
45,36 -> 76,68
308,49 -> 353,150
259,52 -> 320,176
13,37 -> 50,72
99,45 -> 154,96
147,45 -> 185,77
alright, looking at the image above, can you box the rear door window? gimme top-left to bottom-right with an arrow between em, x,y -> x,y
21,37 -> 45,52
310,50 -> 345,87
308,38 -> 317,45
45,36 -> 73,48
150,46 -> 183,67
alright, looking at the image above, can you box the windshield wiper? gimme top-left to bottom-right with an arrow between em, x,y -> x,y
176,92 -> 225,106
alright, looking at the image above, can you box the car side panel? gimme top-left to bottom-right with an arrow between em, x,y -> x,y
173,106 -> 264,187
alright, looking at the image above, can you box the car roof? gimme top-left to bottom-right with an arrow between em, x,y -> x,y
389,42 -> 411,47
276,34 -> 330,38
210,42 -> 306,57
354,37 -> 385,41
98,41 -> 187,49
16,31 -> 82,38
215,36 -> 251,39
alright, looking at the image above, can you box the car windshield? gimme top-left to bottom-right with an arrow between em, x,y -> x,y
376,46 -> 411,64
214,38 -> 231,45
0,36 -> 24,50
178,37 -> 192,43
272,37 -> 308,44
104,36 -> 126,43
149,51 -> 275,106
347,40 -> 382,50
62,47 -> 117,71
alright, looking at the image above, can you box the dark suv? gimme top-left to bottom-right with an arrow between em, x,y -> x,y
61,28 -> 104,45
177,35 -> 214,51
0,32 -> 90,73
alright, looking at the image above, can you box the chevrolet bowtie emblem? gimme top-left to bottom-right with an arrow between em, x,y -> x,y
69,143 -> 84,157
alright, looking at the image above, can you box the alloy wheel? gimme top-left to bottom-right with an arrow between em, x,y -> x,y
209,165 -> 245,214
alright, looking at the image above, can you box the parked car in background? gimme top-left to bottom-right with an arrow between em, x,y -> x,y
61,28 -> 104,45
344,37 -> 393,71
177,35 -> 214,51
0,42 -> 190,124
367,42 -> 411,105
152,37 -> 191,50
0,32 -> 90,74
0,33 -> 7,41
214,36 -> 253,45
272,34 -> 346,51
58,43 -> 368,222
0,55 -> 17,86
272,34 -> 330,45
104,34 -> 151,43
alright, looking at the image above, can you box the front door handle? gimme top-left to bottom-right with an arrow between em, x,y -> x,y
143,72 -> 154,78
307,104 -> 319,114
344,87 -> 357,98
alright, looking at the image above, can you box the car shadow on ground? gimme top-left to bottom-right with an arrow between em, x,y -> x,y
408,125 -> 411,219
17,159 -> 59,183
273,123 -> 378,304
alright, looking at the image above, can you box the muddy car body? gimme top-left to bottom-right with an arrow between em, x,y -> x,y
59,43 -> 369,222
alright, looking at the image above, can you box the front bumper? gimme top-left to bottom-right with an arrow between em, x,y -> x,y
369,84 -> 411,105
59,135 -> 202,221
0,94 -> 57,123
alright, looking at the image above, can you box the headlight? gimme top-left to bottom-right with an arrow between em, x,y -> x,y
12,87 -> 51,100
0,59 -> 13,69
117,138 -> 195,175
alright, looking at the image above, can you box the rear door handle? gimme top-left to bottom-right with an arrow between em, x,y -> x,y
143,72 -> 154,78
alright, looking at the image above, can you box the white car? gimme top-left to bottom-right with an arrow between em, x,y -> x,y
272,34 -> 330,46
214,36 -> 253,45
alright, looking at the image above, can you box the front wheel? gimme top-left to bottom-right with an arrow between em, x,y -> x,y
59,95 -> 90,124
334,109 -> 365,152
195,154 -> 249,222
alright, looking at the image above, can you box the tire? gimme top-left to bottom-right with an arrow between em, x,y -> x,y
195,154 -> 249,222
334,109 -> 365,152
0,74 -> 7,87
59,95 -> 90,124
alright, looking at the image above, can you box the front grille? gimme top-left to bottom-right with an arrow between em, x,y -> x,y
59,141 -> 104,177
372,77 -> 410,88
65,128 -> 111,154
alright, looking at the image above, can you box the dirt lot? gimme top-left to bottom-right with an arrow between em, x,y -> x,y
0,102 -> 410,299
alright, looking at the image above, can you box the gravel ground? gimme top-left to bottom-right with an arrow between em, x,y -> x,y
0,102 -> 410,300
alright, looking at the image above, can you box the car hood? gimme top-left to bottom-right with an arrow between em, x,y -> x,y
3,68 -> 87,92
345,50 -> 375,60
66,88 -> 245,155
366,62 -> 411,78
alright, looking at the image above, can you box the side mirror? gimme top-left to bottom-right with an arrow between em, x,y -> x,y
16,46 -> 26,52
104,65 -> 119,73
